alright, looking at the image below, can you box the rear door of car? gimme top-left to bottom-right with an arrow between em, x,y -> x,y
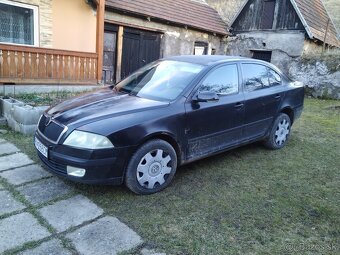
241,63 -> 285,141
184,63 -> 245,160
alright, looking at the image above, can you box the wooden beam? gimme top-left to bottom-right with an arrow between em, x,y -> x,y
96,0 -> 105,83
115,26 -> 124,83
323,18 -> 330,53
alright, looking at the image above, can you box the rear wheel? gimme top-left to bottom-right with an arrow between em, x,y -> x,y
264,113 -> 291,150
125,139 -> 177,195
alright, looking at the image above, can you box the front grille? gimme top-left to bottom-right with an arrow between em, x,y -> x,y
38,152 -> 67,175
38,115 -> 65,142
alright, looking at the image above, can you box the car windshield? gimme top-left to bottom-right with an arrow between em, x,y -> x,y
114,60 -> 204,101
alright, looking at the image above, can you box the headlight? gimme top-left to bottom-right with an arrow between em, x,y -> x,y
63,130 -> 114,149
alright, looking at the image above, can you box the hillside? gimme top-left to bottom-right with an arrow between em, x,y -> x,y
323,0 -> 340,33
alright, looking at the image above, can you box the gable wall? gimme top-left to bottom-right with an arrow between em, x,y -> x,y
232,0 -> 304,31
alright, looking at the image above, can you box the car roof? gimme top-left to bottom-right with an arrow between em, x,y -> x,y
163,55 -> 250,66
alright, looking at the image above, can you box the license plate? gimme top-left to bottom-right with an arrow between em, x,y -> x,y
35,137 -> 48,158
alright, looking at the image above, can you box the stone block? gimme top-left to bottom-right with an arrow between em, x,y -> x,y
39,195 -> 103,232
0,153 -> 33,172
0,143 -> 20,156
0,212 -> 50,253
0,190 -> 26,216
19,239 -> 71,255
18,178 -> 72,205
0,164 -> 51,184
66,216 -> 143,255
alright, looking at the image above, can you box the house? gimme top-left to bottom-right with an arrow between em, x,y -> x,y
0,0 -> 228,86
102,0 -> 228,84
0,0 -> 104,85
226,0 -> 340,71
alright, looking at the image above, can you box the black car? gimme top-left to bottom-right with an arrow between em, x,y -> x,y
35,56 -> 304,194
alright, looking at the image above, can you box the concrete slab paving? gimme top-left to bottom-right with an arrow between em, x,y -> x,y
0,164 -> 51,185
39,195 -> 103,233
0,153 -> 33,172
0,212 -> 50,253
66,216 -> 143,255
0,190 -> 25,216
19,239 -> 72,255
0,142 -> 20,156
18,178 -> 73,205
141,249 -> 166,255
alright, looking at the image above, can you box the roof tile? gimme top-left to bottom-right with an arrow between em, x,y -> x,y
105,0 -> 228,35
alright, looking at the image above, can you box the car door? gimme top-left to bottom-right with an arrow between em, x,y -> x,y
241,63 -> 285,141
184,63 -> 245,160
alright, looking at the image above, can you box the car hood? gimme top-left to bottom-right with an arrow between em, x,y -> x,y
46,88 -> 169,127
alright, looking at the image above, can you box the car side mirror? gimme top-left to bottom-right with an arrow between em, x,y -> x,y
194,91 -> 219,103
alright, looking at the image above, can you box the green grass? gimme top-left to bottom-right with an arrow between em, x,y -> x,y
1,90 -> 92,107
1,98 -> 339,255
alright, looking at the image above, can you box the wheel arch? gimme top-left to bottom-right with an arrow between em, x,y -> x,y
137,132 -> 182,165
280,107 -> 294,123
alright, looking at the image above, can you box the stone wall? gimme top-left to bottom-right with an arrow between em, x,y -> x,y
226,31 -> 306,72
288,53 -> 340,99
105,12 -> 227,57
13,0 -> 53,47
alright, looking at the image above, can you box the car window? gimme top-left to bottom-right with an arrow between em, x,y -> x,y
242,64 -> 269,92
115,60 -> 204,101
198,64 -> 239,95
268,68 -> 282,86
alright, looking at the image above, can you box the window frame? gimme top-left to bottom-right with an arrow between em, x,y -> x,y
0,0 -> 39,47
241,62 -> 283,93
197,63 -> 241,97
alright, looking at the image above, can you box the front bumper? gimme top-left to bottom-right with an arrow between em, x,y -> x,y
35,132 -> 133,185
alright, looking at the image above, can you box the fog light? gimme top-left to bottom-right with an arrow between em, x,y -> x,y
67,166 -> 86,177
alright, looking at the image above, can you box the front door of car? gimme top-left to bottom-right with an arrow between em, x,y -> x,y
241,63 -> 284,141
184,64 -> 245,160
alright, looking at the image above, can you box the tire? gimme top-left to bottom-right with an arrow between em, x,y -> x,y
125,139 -> 177,195
264,113 -> 291,150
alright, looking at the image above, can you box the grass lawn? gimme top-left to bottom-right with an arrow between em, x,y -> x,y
1,98 -> 339,254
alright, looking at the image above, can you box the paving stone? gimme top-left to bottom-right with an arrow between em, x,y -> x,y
66,216 -> 143,255
0,212 -> 50,253
0,153 -> 33,171
0,190 -> 25,216
141,248 -> 166,255
0,143 -> 20,156
18,178 -> 73,205
39,195 -> 103,232
19,239 -> 72,255
0,164 -> 51,185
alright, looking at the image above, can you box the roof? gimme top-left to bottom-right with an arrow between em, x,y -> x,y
164,55 -> 247,65
105,0 -> 228,36
292,0 -> 339,47
231,0 -> 339,47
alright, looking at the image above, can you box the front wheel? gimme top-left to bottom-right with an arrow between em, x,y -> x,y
125,139 -> 177,195
264,113 -> 291,150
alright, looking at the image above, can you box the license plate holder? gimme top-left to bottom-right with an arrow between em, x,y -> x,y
35,137 -> 48,158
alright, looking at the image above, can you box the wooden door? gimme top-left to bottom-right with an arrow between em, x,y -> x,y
103,24 -> 118,84
121,28 -> 161,79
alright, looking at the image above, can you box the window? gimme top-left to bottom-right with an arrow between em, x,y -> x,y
242,64 -> 269,91
252,50 -> 272,62
194,41 -> 208,55
199,65 -> 239,95
0,0 -> 38,46
268,68 -> 282,86
260,0 -> 276,29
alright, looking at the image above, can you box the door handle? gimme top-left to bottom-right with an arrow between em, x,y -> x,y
274,95 -> 281,100
234,102 -> 244,109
